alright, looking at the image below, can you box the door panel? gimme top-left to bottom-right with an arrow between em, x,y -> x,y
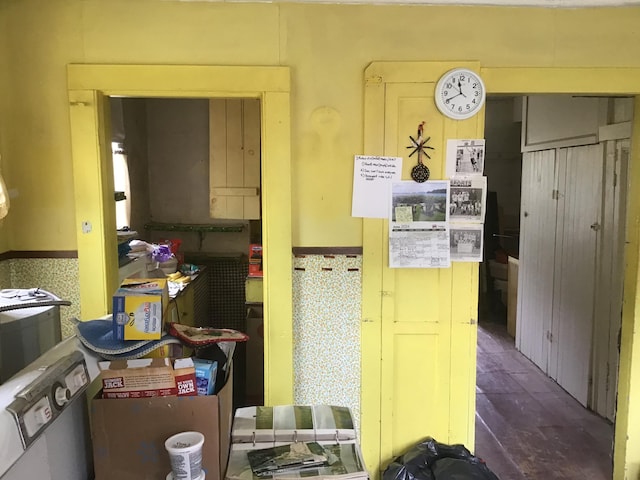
551,144 -> 603,406
593,139 -> 628,420
367,74 -> 481,472
516,150 -> 557,372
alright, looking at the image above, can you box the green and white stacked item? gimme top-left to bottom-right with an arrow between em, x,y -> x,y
226,405 -> 368,480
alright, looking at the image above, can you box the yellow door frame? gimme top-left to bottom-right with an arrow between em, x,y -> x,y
67,64 -> 293,406
362,64 -> 640,480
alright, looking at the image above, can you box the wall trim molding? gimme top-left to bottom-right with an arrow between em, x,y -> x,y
0,251 -> 78,261
292,247 -> 363,256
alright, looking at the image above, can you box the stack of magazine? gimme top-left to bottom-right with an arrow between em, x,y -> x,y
225,405 -> 368,480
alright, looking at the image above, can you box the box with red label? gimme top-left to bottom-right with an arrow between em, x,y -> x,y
99,358 -> 177,399
249,243 -> 263,277
91,368 -> 234,480
173,357 -> 197,396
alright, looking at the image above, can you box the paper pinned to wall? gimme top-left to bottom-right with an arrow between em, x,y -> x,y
450,223 -> 484,262
351,155 -> 402,218
446,139 -> 485,178
389,180 -> 451,268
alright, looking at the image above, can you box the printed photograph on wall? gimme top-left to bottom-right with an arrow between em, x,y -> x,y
391,180 -> 449,223
449,176 -> 487,223
450,224 -> 484,262
446,139 -> 486,178
389,181 -> 451,269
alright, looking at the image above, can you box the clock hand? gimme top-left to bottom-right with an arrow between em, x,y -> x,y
445,93 -> 462,104
457,80 -> 467,98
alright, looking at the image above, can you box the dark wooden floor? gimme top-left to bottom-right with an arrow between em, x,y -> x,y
474,321 -> 614,479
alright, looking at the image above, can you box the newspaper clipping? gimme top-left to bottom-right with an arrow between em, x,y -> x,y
446,139 -> 486,178
449,176 -> 487,224
389,180 -> 450,268
450,224 -> 484,262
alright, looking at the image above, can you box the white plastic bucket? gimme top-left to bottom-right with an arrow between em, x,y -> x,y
166,472 -> 205,480
165,431 -> 205,480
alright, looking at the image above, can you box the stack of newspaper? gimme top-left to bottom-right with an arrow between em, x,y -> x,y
226,405 -> 368,480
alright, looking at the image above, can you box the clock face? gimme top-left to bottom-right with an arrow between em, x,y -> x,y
435,68 -> 486,120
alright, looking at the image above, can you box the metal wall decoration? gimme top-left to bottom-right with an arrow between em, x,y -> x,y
406,121 -> 434,183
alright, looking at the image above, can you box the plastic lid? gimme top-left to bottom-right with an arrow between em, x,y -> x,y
166,472 -> 205,480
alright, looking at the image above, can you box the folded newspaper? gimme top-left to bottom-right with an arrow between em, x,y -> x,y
247,442 -> 329,477
226,441 -> 368,480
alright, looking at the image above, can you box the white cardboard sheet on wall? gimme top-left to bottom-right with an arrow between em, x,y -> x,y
351,155 -> 402,218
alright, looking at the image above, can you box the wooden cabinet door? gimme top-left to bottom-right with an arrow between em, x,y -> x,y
550,144 -> 603,406
209,98 -> 261,219
362,63 -> 483,476
516,150 -> 557,373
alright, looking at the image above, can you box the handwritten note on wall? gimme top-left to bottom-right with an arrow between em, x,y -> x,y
351,155 -> 402,218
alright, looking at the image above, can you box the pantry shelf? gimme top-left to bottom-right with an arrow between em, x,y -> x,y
144,222 -> 245,233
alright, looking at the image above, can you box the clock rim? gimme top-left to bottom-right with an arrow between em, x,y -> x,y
434,68 -> 486,120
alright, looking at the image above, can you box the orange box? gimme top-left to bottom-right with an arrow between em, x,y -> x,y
249,243 -> 263,277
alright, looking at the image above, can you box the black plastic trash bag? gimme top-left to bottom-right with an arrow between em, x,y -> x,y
383,438 -> 499,480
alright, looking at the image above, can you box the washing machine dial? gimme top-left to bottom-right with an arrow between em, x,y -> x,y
53,383 -> 71,409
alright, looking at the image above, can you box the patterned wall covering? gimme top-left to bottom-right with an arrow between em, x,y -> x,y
292,254 -> 362,430
0,258 -> 80,338
0,260 -> 10,288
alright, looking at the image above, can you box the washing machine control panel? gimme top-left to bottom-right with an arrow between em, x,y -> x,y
7,351 -> 89,448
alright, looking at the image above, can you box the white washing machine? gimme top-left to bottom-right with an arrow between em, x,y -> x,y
0,289 -> 101,479
0,289 -> 66,384
0,334 -> 101,479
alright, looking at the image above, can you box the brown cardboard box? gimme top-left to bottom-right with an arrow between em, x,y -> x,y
99,358 -> 177,399
91,369 -> 233,480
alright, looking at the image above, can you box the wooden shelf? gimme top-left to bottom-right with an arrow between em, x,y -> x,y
144,222 -> 244,233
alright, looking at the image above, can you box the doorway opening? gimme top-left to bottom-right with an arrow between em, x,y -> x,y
67,64 -> 293,408
476,94 -> 631,478
109,96 -> 264,407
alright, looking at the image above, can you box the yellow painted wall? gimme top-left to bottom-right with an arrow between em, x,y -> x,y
2,1 -> 640,477
0,3 -> 10,252
1,2 -> 639,250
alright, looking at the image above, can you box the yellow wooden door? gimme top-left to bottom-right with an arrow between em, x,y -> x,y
362,62 -> 484,477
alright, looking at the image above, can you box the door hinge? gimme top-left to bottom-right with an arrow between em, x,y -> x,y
546,330 -> 553,343
613,171 -> 618,187
605,362 -> 610,391
552,189 -> 560,200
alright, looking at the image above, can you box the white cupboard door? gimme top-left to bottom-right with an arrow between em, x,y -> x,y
550,144 -> 603,406
516,149 -> 557,373
592,139 -> 628,420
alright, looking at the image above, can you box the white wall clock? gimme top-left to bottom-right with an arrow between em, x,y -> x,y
434,68 -> 486,120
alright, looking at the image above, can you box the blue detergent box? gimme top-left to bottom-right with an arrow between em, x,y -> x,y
194,359 -> 218,395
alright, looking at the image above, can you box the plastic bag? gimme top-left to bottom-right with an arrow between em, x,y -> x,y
383,438 -> 499,480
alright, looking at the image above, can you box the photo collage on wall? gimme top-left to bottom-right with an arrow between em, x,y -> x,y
446,139 -> 487,263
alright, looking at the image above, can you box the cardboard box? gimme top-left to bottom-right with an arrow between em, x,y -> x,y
99,358 -> 197,399
113,278 -> 169,340
174,357 -> 197,397
99,358 -> 177,399
91,369 -> 233,480
248,244 -> 263,277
